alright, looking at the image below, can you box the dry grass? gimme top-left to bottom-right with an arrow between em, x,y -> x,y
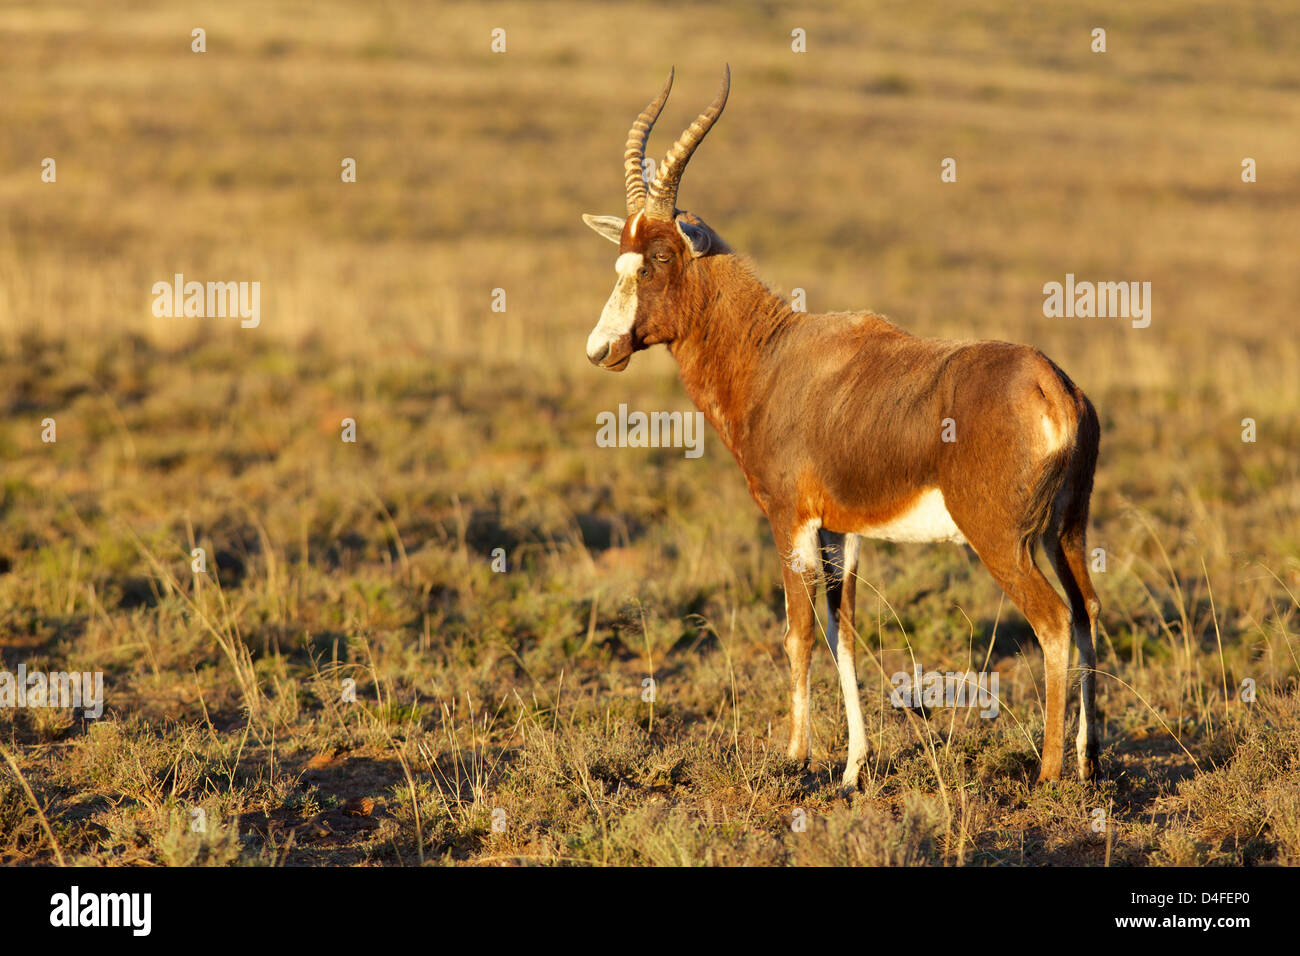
0,0 -> 1297,865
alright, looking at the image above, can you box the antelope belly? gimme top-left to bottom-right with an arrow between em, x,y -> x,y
855,488 -> 967,544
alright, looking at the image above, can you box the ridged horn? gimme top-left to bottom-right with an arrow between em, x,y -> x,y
645,64 -> 730,220
624,68 -> 675,215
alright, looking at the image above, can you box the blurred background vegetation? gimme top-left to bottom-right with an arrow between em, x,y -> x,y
0,0 -> 1297,866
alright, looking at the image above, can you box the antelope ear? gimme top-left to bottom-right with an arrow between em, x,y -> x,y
582,214 -> 625,244
676,219 -> 712,257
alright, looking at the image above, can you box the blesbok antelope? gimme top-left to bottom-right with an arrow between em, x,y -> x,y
582,66 -> 1101,791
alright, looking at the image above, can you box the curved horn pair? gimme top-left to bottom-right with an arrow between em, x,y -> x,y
622,65 -> 730,220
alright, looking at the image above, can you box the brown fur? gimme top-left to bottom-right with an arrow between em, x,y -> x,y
589,172 -> 1101,788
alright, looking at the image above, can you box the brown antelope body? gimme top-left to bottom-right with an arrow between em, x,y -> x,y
583,66 -> 1101,790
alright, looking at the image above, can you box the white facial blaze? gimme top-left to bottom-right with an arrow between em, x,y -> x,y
586,252 -> 643,361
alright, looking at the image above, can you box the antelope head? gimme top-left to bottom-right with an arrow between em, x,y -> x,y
583,66 -> 732,371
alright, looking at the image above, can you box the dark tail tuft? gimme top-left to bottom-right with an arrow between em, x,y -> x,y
1017,443 -> 1072,568
1018,383 -> 1100,568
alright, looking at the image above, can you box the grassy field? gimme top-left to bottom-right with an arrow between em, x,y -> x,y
1,0 -> 1298,866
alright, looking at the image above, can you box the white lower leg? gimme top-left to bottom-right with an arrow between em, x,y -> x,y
836,637 -> 868,788
788,658 -> 811,760
784,592 -> 813,761
1074,619 -> 1098,772
1075,686 -> 1090,759
827,610 -> 867,789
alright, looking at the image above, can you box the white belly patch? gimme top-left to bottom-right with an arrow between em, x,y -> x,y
855,488 -> 966,544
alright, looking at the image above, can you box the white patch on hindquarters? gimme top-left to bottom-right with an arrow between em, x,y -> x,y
855,488 -> 966,545
1041,412 -> 1065,451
